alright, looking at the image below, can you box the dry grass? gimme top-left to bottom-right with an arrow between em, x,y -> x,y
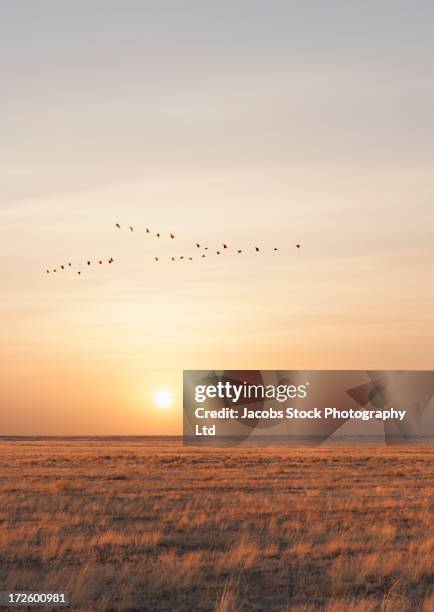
0,438 -> 432,610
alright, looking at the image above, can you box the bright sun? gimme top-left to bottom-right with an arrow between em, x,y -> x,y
154,389 -> 172,409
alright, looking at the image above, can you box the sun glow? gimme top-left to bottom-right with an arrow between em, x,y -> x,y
154,389 -> 173,409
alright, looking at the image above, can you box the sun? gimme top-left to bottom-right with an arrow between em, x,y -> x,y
154,389 -> 173,409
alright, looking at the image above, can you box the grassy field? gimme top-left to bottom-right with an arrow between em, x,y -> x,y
0,438 -> 432,611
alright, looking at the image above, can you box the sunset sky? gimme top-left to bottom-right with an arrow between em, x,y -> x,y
2,2 -> 434,434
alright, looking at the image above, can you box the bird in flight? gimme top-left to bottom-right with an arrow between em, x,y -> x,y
115,223 -> 121,229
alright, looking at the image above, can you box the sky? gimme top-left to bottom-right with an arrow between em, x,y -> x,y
1,1 -> 434,434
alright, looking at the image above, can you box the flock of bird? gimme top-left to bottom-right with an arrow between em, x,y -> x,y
45,223 -> 301,276
46,257 -> 114,275
114,223 -> 301,263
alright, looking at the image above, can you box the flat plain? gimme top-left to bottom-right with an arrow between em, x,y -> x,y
0,438 -> 432,611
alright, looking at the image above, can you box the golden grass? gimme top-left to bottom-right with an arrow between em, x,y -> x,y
0,439 -> 432,610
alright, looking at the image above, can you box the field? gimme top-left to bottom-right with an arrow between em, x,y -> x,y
0,438 -> 433,611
